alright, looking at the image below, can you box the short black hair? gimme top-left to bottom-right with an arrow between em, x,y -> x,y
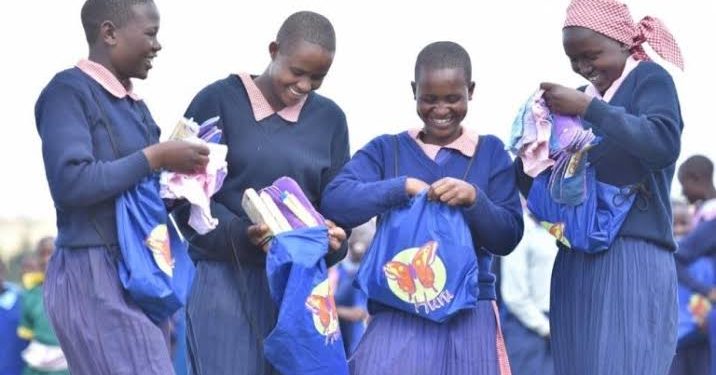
414,41 -> 472,82
276,11 -> 336,54
679,155 -> 714,181
81,0 -> 154,44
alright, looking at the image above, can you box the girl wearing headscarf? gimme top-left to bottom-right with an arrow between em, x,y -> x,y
514,1 -> 685,374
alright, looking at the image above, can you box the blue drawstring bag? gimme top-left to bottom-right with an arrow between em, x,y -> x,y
355,191 -> 478,323
526,167 -> 635,253
677,257 -> 714,342
115,175 -> 195,323
263,226 -> 348,375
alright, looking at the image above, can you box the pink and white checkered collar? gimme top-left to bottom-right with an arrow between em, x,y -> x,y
76,59 -> 140,100
238,73 -> 306,123
584,56 -> 639,102
408,127 -> 479,161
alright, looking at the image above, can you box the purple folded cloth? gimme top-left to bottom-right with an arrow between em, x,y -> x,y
260,177 -> 325,230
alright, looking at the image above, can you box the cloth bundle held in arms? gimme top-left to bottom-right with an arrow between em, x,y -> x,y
509,90 -> 597,206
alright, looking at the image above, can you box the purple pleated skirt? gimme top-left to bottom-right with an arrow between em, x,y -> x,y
349,300 -> 511,375
44,246 -> 174,375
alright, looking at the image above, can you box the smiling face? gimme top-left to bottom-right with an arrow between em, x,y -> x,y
412,67 -> 474,146
563,26 -> 630,95
109,2 -> 162,81
264,40 -> 334,109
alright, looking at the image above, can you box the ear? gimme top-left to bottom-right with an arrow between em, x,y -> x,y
269,41 -> 279,61
411,81 -> 417,100
100,20 -> 118,47
467,81 -> 476,100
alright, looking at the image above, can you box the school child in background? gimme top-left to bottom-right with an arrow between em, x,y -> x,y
501,203 -> 557,375
331,220 -> 373,356
0,258 -> 26,375
514,0 -> 685,373
35,1 -> 209,374
17,237 -> 69,375
671,155 -> 716,375
321,41 -> 522,375
176,11 -> 349,375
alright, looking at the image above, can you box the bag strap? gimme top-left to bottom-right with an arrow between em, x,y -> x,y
87,86 -> 124,260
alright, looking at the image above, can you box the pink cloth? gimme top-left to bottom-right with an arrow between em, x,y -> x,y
564,0 -> 684,70
76,59 -> 140,100
407,127 -> 479,161
237,73 -> 306,123
584,56 -> 640,102
520,92 -> 555,177
161,143 -> 228,235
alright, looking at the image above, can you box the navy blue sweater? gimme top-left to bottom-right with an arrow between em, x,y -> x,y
321,132 -> 524,300
35,68 -> 158,248
517,61 -> 683,251
177,75 -> 350,265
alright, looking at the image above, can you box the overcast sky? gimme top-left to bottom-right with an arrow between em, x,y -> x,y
1,0 -> 713,220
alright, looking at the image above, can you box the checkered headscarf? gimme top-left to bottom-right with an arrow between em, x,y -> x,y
564,0 -> 684,70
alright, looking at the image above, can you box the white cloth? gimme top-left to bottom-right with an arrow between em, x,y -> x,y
501,214 -> 558,337
21,340 -> 69,371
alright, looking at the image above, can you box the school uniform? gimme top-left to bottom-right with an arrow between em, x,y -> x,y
36,60 -> 174,375
178,73 -> 349,375
516,58 -> 683,375
320,129 -> 522,375
670,199 -> 716,375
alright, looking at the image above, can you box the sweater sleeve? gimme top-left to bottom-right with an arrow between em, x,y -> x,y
462,139 -> 524,256
582,66 -> 682,170
35,81 -> 151,209
674,220 -> 716,296
178,83 -> 263,262
321,136 -> 410,229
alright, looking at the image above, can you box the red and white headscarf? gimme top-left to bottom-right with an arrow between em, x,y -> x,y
564,0 -> 684,70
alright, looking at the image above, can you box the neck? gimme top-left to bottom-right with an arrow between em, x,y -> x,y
420,127 -> 463,146
253,71 -> 285,112
88,49 -> 131,90
704,186 -> 716,201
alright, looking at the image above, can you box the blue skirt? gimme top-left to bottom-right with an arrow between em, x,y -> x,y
44,246 -> 174,375
349,300 -> 511,375
551,237 -> 678,375
186,261 -> 278,375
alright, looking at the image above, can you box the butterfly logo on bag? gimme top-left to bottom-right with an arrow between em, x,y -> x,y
688,294 -> 712,327
305,278 -> 340,344
145,224 -> 175,277
383,241 -> 453,314
540,221 -> 571,248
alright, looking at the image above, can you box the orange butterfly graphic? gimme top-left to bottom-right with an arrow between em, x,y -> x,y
146,225 -> 174,277
383,241 -> 438,301
305,284 -> 338,335
541,221 -> 571,248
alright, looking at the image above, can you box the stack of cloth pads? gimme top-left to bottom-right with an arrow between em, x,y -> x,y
509,90 -> 599,206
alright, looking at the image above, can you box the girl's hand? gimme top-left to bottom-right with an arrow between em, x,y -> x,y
405,177 -> 430,196
428,177 -> 477,207
325,220 -> 347,252
247,224 -> 272,252
540,82 -> 592,116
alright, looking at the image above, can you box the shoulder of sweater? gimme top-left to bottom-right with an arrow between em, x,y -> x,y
40,67 -> 92,96
628,60 -> 674,85
306,92 -> 345,118
193,75 -> 241,98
